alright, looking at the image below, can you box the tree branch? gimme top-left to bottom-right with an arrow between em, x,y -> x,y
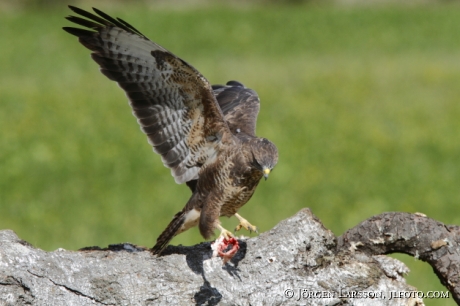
337,211 -> 460,304
2,209 -> 455,305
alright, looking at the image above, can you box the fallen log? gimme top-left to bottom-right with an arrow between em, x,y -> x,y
2,208 -> 456,305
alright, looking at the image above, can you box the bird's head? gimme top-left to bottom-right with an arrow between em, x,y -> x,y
251,138 -> 278,180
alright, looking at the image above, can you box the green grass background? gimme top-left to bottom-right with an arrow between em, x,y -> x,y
1,2 -> 459,305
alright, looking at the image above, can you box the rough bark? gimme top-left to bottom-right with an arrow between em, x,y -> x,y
337,212 -> 460,305
1,208 -> 453,305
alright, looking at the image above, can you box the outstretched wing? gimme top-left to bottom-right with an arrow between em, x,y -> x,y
212,81 -> 260,136
63,6 -> 233,184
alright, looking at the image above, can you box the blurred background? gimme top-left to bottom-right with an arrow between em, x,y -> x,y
1,0 -> 459,305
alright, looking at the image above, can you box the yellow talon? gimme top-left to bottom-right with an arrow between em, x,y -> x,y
234,213 -> 258,233
217,224 -> 234,240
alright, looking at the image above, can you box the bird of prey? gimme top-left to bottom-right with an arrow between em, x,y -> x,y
63,6 -> 278,260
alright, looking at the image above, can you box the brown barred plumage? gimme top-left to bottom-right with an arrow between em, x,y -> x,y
64,6 -> 278,255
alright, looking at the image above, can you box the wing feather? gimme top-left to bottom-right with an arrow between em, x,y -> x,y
212,81 -> 261,136
64,6 -> 233,184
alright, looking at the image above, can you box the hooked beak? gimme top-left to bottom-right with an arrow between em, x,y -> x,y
263,168 -> 271,181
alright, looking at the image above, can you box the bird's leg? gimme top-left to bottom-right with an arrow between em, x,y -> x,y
218,224 -> 234,240
234,213 -> 258,233
211,224 -> 239,264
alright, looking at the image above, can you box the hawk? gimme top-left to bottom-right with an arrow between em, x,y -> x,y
63,6 -> 278,260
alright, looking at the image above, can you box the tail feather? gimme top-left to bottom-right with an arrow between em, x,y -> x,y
151,210 -> 186,255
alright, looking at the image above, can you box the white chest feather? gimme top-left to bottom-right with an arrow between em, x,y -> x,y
178,208 -> 201,234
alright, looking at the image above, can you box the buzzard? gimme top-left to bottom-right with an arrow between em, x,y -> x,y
63,6 -> 278,260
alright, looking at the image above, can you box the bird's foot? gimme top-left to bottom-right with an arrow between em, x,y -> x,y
212,225 -> 239,264
234,213 -> 258,233
220,227 -> 234,240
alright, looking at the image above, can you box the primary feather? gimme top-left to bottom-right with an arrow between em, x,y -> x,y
64,6 -> 278,255
65,5 -> 231,184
